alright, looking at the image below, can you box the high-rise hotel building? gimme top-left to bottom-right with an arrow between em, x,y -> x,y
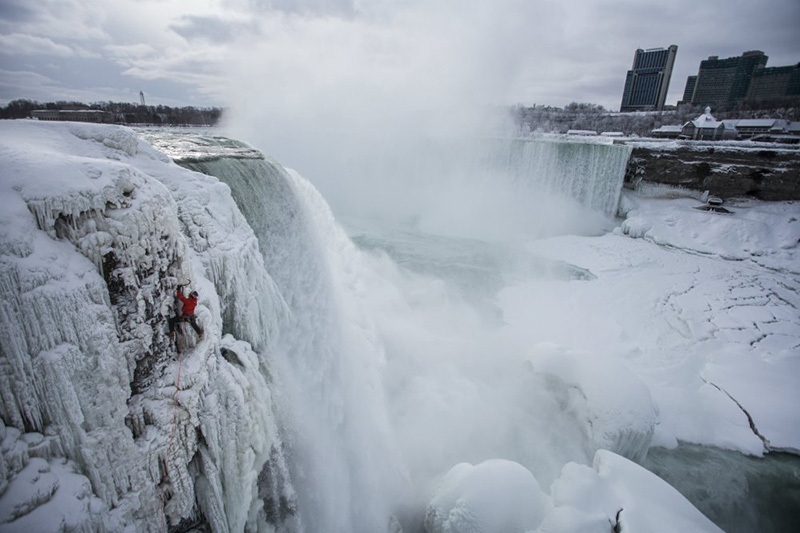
620,45 -> 678,112
687,50 -> 768,108
681,50 -> 799,108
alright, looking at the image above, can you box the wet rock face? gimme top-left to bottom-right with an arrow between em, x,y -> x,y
624,145 -> 800,200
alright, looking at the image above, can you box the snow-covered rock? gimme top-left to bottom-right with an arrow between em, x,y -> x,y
537,449 -> 723,533
424,459 -> 550,533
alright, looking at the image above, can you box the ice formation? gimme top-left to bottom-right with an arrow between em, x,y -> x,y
539,450 -> 723,533
0,121 -> 294,531
525,343 -> 658,463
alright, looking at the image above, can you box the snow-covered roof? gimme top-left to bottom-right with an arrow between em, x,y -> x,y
735,119 -> 780,128
652,125 -> 683,133
684,119 -> 725,130
683,107 -> 725,130
687,106 -> 724,130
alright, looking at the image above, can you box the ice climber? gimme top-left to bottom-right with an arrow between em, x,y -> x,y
169,283 -> 204,339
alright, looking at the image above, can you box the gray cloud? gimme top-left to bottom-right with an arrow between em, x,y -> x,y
0,1 -> 37,24
0,33 -> 99,58
170,15 -> 259,44
246,0 -> 355,17
1,0 -> 798,111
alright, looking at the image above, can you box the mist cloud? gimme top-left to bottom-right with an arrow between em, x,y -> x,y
220,0 -> 539,222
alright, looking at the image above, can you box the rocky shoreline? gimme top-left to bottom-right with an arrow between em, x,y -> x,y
623,141 -> 800,201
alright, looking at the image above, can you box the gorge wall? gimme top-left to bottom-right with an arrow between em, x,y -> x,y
623,142 -> 800,201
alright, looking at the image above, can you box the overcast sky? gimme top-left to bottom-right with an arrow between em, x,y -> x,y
1,0 -> 798,112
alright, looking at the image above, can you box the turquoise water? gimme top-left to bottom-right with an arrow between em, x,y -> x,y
643,443 -> 800,533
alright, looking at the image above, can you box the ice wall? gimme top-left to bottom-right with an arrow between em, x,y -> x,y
0,122 -> 295,532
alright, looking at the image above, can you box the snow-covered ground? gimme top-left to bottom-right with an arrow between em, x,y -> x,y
419,193 -> 799,533
505,192 -> 799,456
1,120 -> 797,532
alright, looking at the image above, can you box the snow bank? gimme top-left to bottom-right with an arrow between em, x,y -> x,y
424,459 -> 550,533
0,121 -> 293,531
424,452 -> 722,533
525,343 -> 658,463
538,450 -> 723,533
619,194 -> 800,272
520,188 -> 799,457
702,349 -> 800,453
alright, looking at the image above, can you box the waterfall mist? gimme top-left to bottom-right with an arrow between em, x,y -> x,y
181,145 -> 631,531
191,154 -> 608,531
213,4 -> 634,531
219,1 -> 564,236
219,0 -> 631,241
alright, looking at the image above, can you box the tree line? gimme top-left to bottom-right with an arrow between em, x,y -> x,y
4,97 -> 797,135
0,99 -> 223,126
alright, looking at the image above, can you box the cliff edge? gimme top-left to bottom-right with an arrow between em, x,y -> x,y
624,142 -> 800,201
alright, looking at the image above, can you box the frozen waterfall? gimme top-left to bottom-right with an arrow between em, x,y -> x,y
479,138 -> 632,216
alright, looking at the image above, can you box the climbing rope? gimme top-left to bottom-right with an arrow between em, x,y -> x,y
157,280 -> 192,532
158,340 -> 186,533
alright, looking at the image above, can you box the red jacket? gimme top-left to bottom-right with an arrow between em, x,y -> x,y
177,289 -> 198,315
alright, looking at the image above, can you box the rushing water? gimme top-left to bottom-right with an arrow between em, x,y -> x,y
140,128 -> 797,532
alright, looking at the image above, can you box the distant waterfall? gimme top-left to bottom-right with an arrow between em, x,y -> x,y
282,134 -> 632,240
479,138 -> 632,216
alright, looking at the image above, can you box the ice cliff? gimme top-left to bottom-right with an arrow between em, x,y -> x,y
0,121 -> 295,532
